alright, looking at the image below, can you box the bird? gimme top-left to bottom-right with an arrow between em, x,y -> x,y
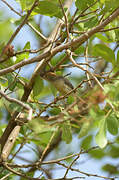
43,72 -> 74,96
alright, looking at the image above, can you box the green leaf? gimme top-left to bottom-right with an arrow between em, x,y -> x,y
49,107 -> 61,115
23,41 -> 30,50
78,121 -> 90,138
102,164 -> 118,174
16,0 -> 34,11
84,16 -> 98,28
92,44 -> 115,64
75,45 -> 85,55
50,83 -> 57,96
76,0 -> 94,10
95,118 -> 107,148
23,41 -> 30,58
5,74 -> 16,91
106,114 -> 118,135
81,135 -> 92,150
64,153 -> 73,163
61,121 -> 72,144
100,0 -> 105,3
33,76 -> 44,98
89,108 -> 97,120
67,95 -> 74,104
0,20 -> 13,42
107,30 -> 116,42
16,41 -> 31,63
0,168 -> 10,179
117,50 -> 119,64
41,176 -> 45,179
38,132 -> 53,147
34,1 -> 63,18
9,102 -> 22,112
15,15 -> 26,26
89,148 -> 105,159
29,119 -> 55,134
0,124 -> 7,137
0,77 -> 7,88
108,145 -> 119,158
102,0 -> 119,13
20,0 -> 26,11
95,33 -> 112,43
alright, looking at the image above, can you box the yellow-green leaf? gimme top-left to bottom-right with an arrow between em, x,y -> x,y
78,121 -> 90,138
93,44 -> 115,65
106,114 -> 118,135
62,121 -> 72,144
95,118 -> 107,148
33,76 -> 44,98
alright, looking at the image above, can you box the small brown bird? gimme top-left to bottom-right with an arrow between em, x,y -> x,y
43,72 -> 74,95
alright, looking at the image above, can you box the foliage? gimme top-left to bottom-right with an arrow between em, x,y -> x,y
0,0 -> 119,179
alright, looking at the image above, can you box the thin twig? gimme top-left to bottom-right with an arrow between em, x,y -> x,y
59,0 -> 70,41
66,49 -> 104,90
76,15 -> 96,24
57,161 -> 116,180
17,42 -> 51,55
66,49 -> 115,111
4,68 -> 21,93
84,41 -> 92,87
0,0 -> 73,163
71,26 -> 119,34
0,0 -> 39,58
64,151 -> 81,178
100,26 -> 119,32
0,172 -> 13,180
1,0 -> 47,42
59,63 -> 94,70
0,7 -> 119,76
3,162 -> 44,180
39,126 -> 59,162
9,140 -> 26,162
70,0 -> 98,30
0,90 -> 30,110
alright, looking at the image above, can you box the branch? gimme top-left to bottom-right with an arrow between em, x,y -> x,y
0,51 -> 51,76
1,126 -> 21,161
0,2 -> 119,166
66,49 -> 114,110
0,90 -> 31,110
0,0 -> 73,162
4,146 -> 99,169
0,41 -> 51,63
28,0 -> 73,88
0,7 -> 119,76
0,90 -> 32,160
